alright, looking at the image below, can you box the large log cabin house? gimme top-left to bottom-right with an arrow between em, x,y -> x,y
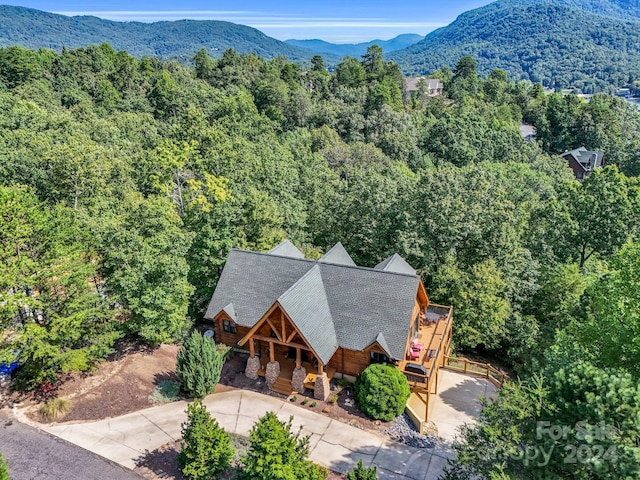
205,240 -> 453,412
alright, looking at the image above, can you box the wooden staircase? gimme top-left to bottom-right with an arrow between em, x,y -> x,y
270,376 -> 293,395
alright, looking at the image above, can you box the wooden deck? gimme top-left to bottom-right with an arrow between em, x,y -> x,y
398,304 -> 453,392
257,350 -> 336,391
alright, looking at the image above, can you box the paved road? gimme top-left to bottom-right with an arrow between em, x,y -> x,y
0,414 -> 141,480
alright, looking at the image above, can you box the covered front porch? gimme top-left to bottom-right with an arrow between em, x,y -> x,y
254,345 -> 336,395
238,299 -> 337,401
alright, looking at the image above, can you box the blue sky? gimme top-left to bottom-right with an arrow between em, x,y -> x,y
6,1 -> 492,42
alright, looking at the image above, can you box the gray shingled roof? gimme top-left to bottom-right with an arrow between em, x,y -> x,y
319,242 -> 356,266
563,147 -> 605,171
374,254 -> 416,275
269,240 -> 305,258
205,246 -> 420,361
278,265 -> 338,364
371,332 -> 392,357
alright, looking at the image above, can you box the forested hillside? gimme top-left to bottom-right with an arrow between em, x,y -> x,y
390,0 -> 640,92
0,45 -> 640,476
285,34 -> 424,57
0,5 -> 326,63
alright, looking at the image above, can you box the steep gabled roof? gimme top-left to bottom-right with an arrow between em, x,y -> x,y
268,240 -> 305,259
221,303 -> 237,322
205,249 -> 313,326
374,253 -> 416,275
368,332 -> 392,358
278,265 -> 338,365
205,247 -> 420,360
319,242 -> 356,266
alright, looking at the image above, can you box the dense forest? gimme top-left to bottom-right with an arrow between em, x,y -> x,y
390,0 -> 640,93
0,43 -> 639,477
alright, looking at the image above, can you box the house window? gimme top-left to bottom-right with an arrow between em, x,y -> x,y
370,351 -> 390,364
222,319 -> 237,334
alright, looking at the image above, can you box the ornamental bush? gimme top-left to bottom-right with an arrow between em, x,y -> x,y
346,460 -> 377,479
178,400 -> 233,480
354,363 -> 410,421
177,330 -> 229,399
0,451 -> 8,480
239,411 -> 326,480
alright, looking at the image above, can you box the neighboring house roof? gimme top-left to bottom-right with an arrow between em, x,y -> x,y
519,123 -> 536,141
375,253 -> 417,275
562,147 -> 605,172
205,244 -> 420,361
405,77 -> 443,93
319,241 -> 356,266
268,240 -> 305,258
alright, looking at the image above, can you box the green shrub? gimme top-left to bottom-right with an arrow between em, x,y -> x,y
310,401 -> 317,408
337,377 -> 353,389
330,394 -> 338,404
177,330 -> 229,399
179,400 -> 233,480
301,398 -> 308,405
148,380 -> 181,404
346,460 -> 377,479
354,364 -> 410,421
290,395 -> 297,402
40,398 -> 70,420
0,451 -> 9,480
239,411 -> 327,480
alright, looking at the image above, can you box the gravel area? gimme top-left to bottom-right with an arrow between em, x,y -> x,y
384,414 -> 437,449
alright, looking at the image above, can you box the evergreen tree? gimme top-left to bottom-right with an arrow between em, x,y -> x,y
0,451 -> 8,480
176,330 -> 228,399
240,412 -> 326,480
179,400 -> 233,480
346,460 -> 377,480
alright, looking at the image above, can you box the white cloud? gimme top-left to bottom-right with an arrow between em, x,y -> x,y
52,10 -> 445,42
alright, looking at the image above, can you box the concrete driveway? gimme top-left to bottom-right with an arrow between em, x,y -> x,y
44,390 -> 451,479
43,370 -> 495,480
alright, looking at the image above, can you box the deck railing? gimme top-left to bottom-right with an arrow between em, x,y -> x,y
442,356 -> 506,388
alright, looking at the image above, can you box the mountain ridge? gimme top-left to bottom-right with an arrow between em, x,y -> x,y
285,34 -> 424,58
0,5 -> 336,63
389,0 -> 640,91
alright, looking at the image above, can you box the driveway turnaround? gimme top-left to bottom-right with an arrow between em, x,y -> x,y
0,413 -> 142,480
44,389 -> 455,480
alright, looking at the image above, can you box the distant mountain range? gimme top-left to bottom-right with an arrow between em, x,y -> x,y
1,2 -> 640,91
285,34 -> 424,58
0,5 -> 336,63
389,0 -> 640,91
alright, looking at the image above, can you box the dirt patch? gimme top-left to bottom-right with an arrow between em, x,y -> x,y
60,343 -> 179,422
8,342 -> 180,423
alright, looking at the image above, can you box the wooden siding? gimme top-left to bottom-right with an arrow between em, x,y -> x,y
327,348 -> 368,377
213,312 -> 249,347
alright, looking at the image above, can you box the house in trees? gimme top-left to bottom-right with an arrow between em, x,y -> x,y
562,147 -> 604,181
404,77 -> 443,101
204,240 -> 453,409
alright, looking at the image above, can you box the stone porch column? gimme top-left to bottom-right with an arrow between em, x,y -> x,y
265,361 -> 280,389
291,366 -> 306,393
314,372 -> 330,401
245,355 -> 260,380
